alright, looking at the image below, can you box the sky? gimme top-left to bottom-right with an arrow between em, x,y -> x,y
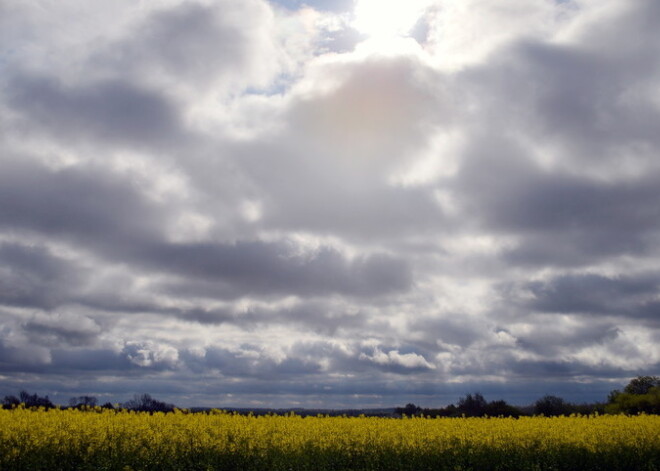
0,0 -> 658,409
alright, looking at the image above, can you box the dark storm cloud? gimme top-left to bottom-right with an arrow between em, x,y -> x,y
452,137 -> 660,266
50,348 -> 135,373
0,242 -> 81,310
508,272 -> 660,322
461,7 -> 660,164
5,74 -> 184,148
0,339 -> 176,375
190,346 -> 323,379
177,300 -> 371,335
520,42 -> 659,155
0,158 -> 164,244
407,315 -> 486,350
22,317 -> 102,348
0,239 -> 175,317
0,336 -> 49,372
507,359 -> 633,380
136,240 -> 412,298
356,350 -> 437,374
512,321 -> 622,357
436,342 -> 647,385
95,1 -> 276,89
446,1 -> 660,269
0,157 -> 409,301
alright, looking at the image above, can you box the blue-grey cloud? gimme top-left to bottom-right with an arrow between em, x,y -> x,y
6,74 -> 185,148
509,272 -> 660,323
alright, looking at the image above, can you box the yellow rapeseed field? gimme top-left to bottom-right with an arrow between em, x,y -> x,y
0,407 -> 658,470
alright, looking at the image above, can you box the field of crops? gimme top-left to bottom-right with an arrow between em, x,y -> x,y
1,407 -> 658,471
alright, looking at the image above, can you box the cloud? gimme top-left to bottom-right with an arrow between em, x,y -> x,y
510,272 -> 660,322
451,143 -> 660,266
0,336 -> 52,370
0,0 -> 658,408
122,341 -> 180,369
427,0 -> 568,70
175,299 -> 371,336
359,348 -> 436,372
0,242 -> 82,310
6,74 -> 185,149
234,53 -> 451,238
135,240 -> 413,298
23,312 -> 103,347
0,158 -> 166,244
93,0 -> 285,92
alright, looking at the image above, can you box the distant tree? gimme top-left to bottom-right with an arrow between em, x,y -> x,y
69,396 -> 98,408
607,389 -> 622,404
415,394 -> 521,418
606,388 -> 660,415
623,376 -> 660,395
534,395 -> 571,416
457,393 -> 488,417
395,403 -> 422,417
18,391 -> 54,409
122,393 -> 175,413
606,376 -> 660,415
2,395 -> 20,409
100,402 -> 115,410
437,404 -> 458,417
486,399 -> 521,418
420,404 -> 459,418
572,402 -> 605,416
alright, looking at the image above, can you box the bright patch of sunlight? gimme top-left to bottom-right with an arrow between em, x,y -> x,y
352,0 -> 431,40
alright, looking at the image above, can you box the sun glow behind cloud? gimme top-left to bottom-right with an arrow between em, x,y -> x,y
352,0 -> 431,40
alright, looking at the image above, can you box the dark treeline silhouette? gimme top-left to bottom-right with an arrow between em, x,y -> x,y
397,393 -> 522,418
397,376 -> 659,417
2,391 -> 55,410
69,396 -> 116,410
531,395 -> 607,416
2,376 -> 658,416
122,393 -> 176,413
2,391 -> 172,413
69,395 -> 98,408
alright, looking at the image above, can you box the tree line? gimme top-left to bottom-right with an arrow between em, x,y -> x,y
2,376 -> 658,416
1,392 -> 175,413
396,376 -> 659,417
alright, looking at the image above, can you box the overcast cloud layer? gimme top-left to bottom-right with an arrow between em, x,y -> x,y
0,0 -> 658,408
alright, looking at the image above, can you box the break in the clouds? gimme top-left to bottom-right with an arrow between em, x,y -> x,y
0,0 -> 658,408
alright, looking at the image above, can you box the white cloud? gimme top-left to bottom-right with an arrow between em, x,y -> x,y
123,341 -> 180,368
426,0 -> 572,70
360,348 -> 436,370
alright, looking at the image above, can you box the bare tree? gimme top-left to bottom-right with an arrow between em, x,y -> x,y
69,396 -> 98,408
122,393 -> 175,413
